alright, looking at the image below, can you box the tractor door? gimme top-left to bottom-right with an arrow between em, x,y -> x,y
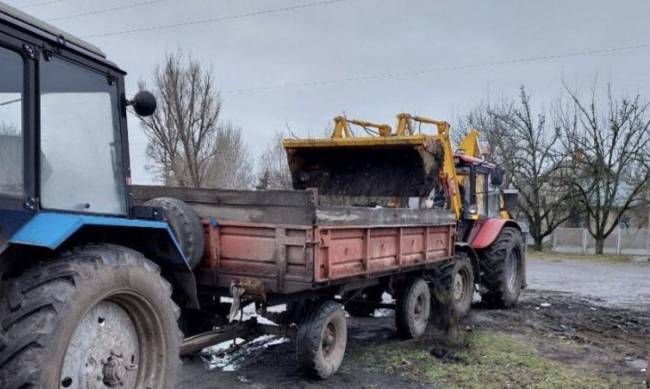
0,35 -> 37,251
472,168 -> 489,218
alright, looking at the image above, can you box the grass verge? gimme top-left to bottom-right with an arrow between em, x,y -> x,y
360,331 -> 636,388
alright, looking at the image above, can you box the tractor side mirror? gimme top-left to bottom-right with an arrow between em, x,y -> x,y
491,165 -> 505,186
129,90 -> 157,117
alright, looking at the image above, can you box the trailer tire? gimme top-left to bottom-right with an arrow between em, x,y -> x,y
144,197 -> 205,268
0,244 -> 180,389
395,278 -> 431,339
432,254 -> 474,329
296,300 -> 347,379
479,227 -> 524,308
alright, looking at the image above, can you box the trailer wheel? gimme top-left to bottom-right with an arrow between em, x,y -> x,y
395,278 -> 431,339
479,227 -> 524,308
144,197 -> 205,268
0,244 -> 180,389
433,254 -> 474,326
296,300 -> 347,379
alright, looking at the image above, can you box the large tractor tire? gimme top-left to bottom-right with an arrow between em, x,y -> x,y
296,300 -> 347,379
144,197 -> 205,269
395,278 -> 431,339
479,227 -> 524,308
431,254 -> 474,329
0,244 -> 180,389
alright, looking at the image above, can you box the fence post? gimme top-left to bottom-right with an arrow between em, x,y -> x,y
552,230 -> 557,252
616,227 -> 621,255
582,228 -> 588,254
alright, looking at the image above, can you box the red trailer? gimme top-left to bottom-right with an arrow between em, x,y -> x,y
131,185 -> 477,378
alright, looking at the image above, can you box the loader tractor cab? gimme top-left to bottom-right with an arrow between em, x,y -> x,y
0,3 -> 196,387
454,154 -> 506,238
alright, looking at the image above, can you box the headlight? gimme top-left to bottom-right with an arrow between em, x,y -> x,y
468,204 -> 478,215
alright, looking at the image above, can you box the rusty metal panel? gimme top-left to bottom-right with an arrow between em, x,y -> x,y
200,219 -> 454,293
203,221 -> 314,293
316,224 -> 453,282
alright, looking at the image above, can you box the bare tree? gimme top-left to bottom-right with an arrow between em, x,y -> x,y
558,82 -> 650,254
256,130 -> 293,190
457,99 -> 519,188
491,87 -> 574,251
139,50 -> 221,187
205,122 -> 254,189
460,88 -> 574,250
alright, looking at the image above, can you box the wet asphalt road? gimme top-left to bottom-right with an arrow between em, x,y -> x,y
526,258 -> 650,310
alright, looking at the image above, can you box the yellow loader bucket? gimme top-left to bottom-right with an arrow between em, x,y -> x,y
282,135 -> 443,197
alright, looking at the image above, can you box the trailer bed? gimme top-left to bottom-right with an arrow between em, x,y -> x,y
130,185 -> 456,295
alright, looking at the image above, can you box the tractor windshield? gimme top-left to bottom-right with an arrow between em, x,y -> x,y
0,46 -> 24,198
39,56 -> 126,215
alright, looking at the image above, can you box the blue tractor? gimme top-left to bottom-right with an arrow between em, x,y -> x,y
0,3 -> 200,388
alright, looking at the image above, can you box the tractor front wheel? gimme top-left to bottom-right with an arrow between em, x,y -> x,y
0,244 -> 180,389
479,227 -> 524,308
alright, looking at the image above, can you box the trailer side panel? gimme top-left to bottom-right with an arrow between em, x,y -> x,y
315,225 -> 454,282
201,220 -> 454,294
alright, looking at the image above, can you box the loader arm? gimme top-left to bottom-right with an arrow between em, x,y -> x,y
396,113 -> 463,220
332,116 -> 392,138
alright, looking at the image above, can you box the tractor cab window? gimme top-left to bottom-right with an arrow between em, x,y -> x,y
487,179 -> 502,218
39,56 -> 126,215
0,46 -> 24,197
475,171 -> 488,217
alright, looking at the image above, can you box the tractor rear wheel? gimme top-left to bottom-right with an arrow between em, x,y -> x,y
395,278 -> 431,339
296,300 -> 347,379
0,244 -> 180,389
479,227 -> 524,308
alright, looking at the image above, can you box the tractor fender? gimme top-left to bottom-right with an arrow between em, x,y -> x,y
8,212 -> 200,308
454,242 -> 480,283
468,219 -> 521,250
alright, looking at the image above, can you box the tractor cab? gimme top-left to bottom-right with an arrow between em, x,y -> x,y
454,154 -> 507,220
453,153 -> 509,240
0,3 -> 156,249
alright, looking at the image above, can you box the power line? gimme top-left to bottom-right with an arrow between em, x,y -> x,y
19,0 -> 65,9
46,0 -> 166,23
222,42 -> 650,94
82,0 -> 353,39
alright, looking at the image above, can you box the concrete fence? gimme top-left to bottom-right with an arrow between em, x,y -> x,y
551,227 -> 650,256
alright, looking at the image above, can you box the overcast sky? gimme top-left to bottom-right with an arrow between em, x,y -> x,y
6,0 -> 650,184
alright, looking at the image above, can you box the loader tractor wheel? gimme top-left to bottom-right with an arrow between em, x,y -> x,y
0,244 -> 180,389
345,286 -> 384,317
479,227 -> 524,309
296,300 -> 347,379
144,197 -> 205,268
395,278 -> 431,339
432,254 -> 474,329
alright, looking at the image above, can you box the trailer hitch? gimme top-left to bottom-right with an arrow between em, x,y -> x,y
227,284 -> 245,323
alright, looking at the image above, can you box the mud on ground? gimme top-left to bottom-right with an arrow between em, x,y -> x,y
178,290 -> 649,388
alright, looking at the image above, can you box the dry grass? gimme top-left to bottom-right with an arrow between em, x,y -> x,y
360,331 -> 637,389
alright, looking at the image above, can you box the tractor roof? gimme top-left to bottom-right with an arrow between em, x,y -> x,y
0,2 -> 123,72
